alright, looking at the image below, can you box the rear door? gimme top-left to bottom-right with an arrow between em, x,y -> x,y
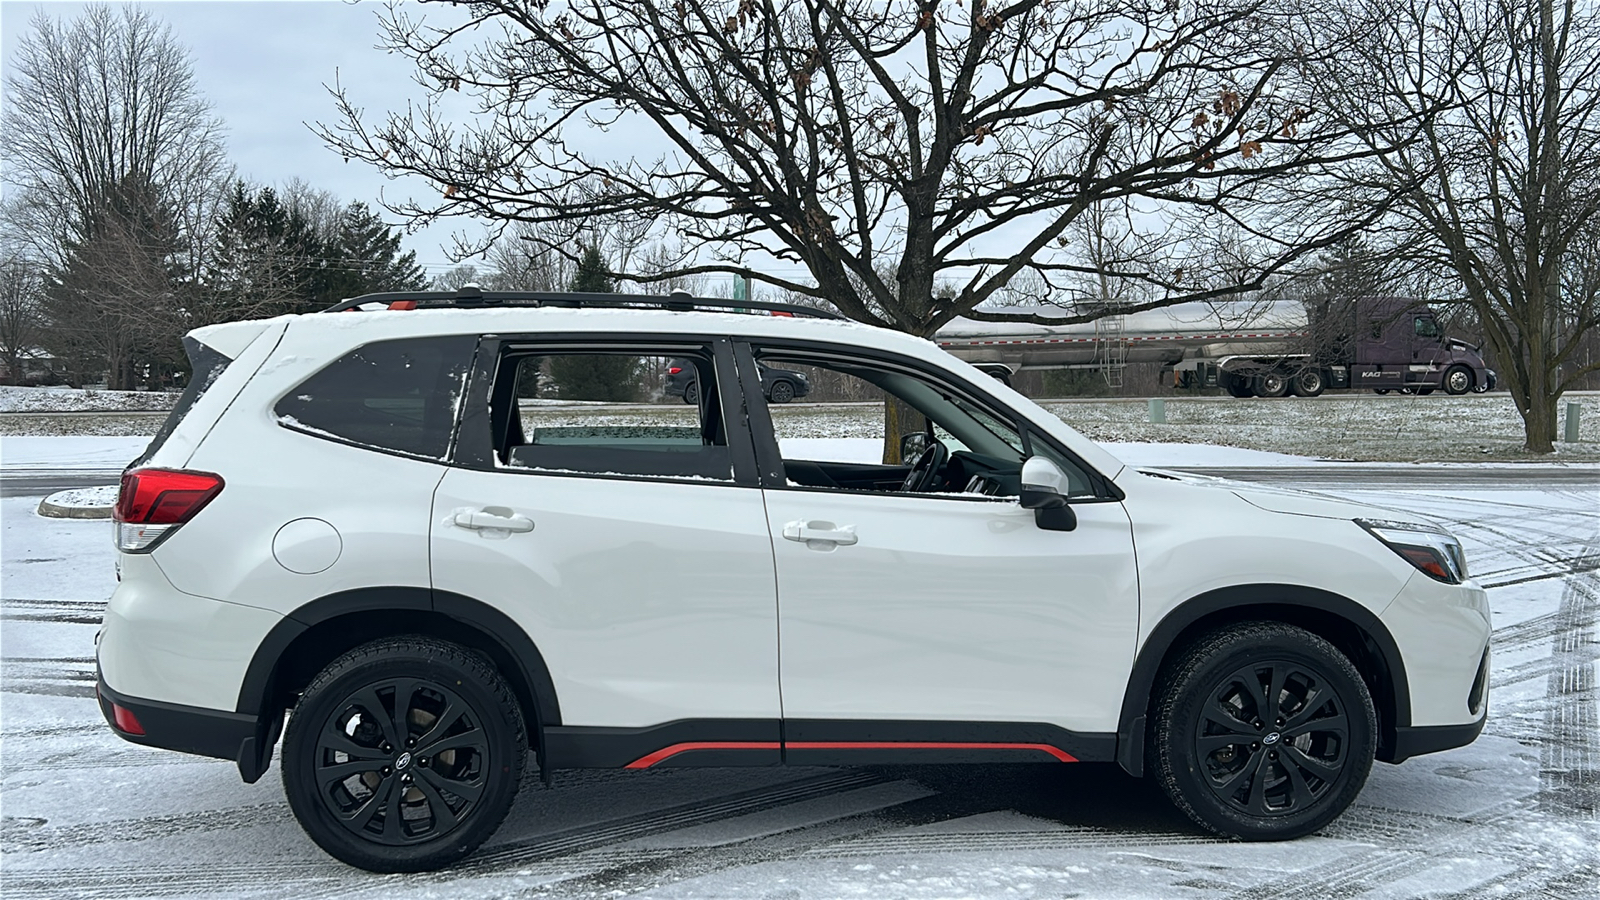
430,335 -> 781,765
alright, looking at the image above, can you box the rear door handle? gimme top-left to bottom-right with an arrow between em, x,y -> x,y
453,508 -> 535,533
782,520 -> 857,546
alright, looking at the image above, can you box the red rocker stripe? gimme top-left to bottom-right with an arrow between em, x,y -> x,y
624,740 -> 1078,769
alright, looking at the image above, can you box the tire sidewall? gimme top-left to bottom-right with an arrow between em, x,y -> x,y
1445,366 -> 1472,395
769,380 -> 794,403
1156,628 -> 1376,840
282,643 -> 524,872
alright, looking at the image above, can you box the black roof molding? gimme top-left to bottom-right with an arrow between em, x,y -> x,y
321,286 -> 844,321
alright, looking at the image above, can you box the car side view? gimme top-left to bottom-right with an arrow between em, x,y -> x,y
97,288 -> 1490,872
665,356 -> 810,404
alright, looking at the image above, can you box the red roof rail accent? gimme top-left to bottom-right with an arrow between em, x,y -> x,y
388,300 -> 418,311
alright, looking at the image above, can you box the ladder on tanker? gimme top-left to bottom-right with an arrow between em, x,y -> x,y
1095,308 -> 1129,389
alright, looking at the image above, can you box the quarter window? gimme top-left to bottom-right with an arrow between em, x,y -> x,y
274,335 -> 475,460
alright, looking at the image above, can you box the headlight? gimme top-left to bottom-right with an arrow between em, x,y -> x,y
1356,518 -> 1468,584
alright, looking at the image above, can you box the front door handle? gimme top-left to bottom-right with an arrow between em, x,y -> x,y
782,520 -> 858,546
453,507 -> 535,533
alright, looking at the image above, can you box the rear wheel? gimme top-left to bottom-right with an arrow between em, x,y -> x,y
1254,373 -> 1289,398
1372,388 -> 1391,395
1444,365 -> 1473,395
683,381 -> 700,405
282,636 -> 525,872
1290,369 -> 1325,398
1151,622 -> 1375,840
1225,377 -> 1255,398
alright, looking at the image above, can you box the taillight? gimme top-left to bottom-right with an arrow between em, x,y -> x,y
668,366 -> 682,375
114,468 -> 224,553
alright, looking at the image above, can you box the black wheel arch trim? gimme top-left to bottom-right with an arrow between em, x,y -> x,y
236,586 -> 562,779
1116,583 -> 1411,777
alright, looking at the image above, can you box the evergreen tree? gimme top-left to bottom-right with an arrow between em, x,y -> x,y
548,247 -> 642,401
207,181 -> 319,320
312,202 -> 425,307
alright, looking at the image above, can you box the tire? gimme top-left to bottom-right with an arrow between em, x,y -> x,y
1290,369 -> 1325,398
1416,388 -> 1434,396
282,636 -> 526,872
1150,622 -> 1376,841
768,380 -> 795,404
682,381 -> 700,405
1443,365 -> 1473,396
1372,389 -> 1390,395
1254,373 -> 1289,398
1225,377 -> 1255,398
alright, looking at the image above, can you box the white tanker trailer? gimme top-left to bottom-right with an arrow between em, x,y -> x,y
935,299 -> 1496,397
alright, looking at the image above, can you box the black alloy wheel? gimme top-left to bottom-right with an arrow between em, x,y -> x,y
1151,622 -> 1375,840
683,381 -> 700,405
283,637 -> 525,872
768,380 -> 796,403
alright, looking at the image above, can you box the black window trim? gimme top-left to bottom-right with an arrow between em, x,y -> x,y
271,334 -> 480,466
453,332 -> 761,488
732,338 -> 1123,503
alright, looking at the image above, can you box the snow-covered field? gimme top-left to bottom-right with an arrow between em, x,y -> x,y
3,386 -> 1598,460
1,434 -> 1596,898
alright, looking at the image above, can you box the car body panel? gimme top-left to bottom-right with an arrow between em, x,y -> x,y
763,488 -> 1138,731
430,468 -> 782,727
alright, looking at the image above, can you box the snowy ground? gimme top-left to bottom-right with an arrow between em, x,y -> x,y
3,386 -> 1598,461
2,433 -> 1597,898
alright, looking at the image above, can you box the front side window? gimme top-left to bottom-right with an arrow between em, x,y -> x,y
489,345 -> 733,480
275,335 -> 475,459
1415,316 -> 1441,339
753,347 -> 1094,498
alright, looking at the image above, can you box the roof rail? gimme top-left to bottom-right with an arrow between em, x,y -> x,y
320,285 -> 844,320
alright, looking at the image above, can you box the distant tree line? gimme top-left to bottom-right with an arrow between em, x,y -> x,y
0,7 -> 423,390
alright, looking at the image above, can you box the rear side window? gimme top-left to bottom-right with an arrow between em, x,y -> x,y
275,336 -> 476,460
135,335 -> 233,467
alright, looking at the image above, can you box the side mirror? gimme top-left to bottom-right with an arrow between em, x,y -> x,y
1019,457 -> 1076,532
899,431 -> 929,462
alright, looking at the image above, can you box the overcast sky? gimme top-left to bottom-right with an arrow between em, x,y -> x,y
1,0 -> 479,278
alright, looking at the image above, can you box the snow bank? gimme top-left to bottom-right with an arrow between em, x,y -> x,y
0,436 -> 148,471
0,385 -> 176,413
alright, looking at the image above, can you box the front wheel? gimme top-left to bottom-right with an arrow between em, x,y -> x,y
1151,622 -> 1375,840
1444,365 -> 1473,395
282,637 -> 526,872
767,380 -> 796,404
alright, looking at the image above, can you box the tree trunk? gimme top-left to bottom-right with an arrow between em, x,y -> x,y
882,396 -> 927,465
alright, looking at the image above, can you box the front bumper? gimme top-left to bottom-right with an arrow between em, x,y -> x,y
97,673 -> 281,783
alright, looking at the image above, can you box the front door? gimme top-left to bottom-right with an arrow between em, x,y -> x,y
739,341 -> 1139,763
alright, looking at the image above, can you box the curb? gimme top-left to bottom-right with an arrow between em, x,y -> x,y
37,497 -> 113,519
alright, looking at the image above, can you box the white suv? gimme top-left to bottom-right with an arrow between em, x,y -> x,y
97,288 -> 1490,872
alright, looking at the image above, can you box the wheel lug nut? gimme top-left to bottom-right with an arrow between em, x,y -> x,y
418,757 -> 429,767
406,738 -> 415,748
1269,751 -> 1278,760
381,743 -> 391,753
401,774 -> 412,784
381,766 -> 392,776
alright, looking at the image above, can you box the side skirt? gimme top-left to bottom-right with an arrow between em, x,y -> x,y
541,719 -> 1117,770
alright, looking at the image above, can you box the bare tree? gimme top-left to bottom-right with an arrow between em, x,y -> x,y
1322,0 -> 1600,452
321,0 -> 1419,339
2,5 -> 228,384
0,254 -> 46,385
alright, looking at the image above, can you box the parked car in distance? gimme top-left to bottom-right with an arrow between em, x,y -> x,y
98,288 -> 1489,873
666,356 -> 809,404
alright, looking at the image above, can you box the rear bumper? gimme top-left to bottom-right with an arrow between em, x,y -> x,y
96,675 -> 280,783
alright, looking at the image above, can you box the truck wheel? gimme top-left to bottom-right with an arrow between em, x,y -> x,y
1151,622 -> 1376,841
1372,389 -> 1390,395
1254,374 -> 1289,398
282,636 -> 526,872
1226,378 -> 1255,398
1416,388 -> 1434,396
1290,370 -> 1325,398
1444,366 -> 1473,395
